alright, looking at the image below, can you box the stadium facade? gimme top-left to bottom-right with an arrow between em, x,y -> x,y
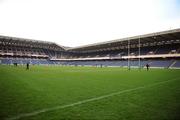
0,28 -> 180,68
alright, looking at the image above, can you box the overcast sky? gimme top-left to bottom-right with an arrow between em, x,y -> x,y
0,0 -> 180,47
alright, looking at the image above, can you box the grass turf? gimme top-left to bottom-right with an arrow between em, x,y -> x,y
0,65 -> 180,120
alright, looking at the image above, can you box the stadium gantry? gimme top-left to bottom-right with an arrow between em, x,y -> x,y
0,28 -> 180,68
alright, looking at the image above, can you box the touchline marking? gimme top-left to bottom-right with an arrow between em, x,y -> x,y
6,77 -> 180,120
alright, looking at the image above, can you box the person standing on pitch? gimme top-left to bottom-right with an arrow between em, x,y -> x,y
26,63 -> 29,70
146,64 -> 150,71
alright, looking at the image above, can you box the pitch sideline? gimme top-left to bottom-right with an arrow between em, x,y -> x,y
6,77 -> 180,120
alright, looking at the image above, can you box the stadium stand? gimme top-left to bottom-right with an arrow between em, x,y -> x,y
0,28 -> 180,68
171,60 -> 180,68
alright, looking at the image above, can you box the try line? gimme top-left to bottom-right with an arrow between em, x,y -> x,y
6,77 -> 180,120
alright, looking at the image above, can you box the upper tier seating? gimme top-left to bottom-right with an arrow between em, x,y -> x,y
1,43 -> 180,59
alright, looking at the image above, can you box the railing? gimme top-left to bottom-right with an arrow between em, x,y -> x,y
0,52 -> 49,58
51,53 -> 180,61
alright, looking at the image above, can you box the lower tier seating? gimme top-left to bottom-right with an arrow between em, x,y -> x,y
1,58 -> 180,68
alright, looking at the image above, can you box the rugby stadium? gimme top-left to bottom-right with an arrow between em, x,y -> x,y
1,28 -> 180,68
0,28 -> 180,120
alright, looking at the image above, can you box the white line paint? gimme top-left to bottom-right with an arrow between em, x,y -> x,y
6,78 -> 180,120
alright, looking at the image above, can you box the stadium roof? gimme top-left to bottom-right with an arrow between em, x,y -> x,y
0,35 -> 66,51
67,28 -> 180,52
0,28 -> 180,52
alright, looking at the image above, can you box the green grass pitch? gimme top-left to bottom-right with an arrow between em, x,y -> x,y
0,65 -> 180,120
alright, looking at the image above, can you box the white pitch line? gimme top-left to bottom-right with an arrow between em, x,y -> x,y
6,77 -> 180,120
